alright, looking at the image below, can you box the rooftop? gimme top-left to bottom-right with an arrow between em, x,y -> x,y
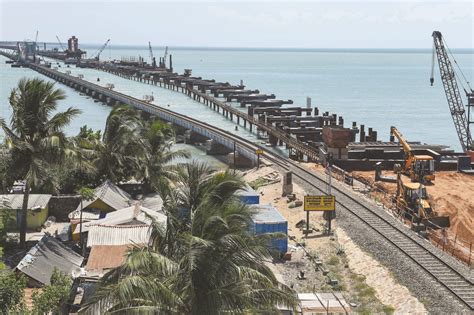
86,225 -> 152,247
73,180 -> 132,213
0,194 -> 52,210
74,204 -> 167,234
250,204 -> 287,224
16,235 -> 84,285
85,245 -> 131,274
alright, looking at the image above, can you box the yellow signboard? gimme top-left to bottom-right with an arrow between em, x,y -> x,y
304,195 -> 336,211
256,149 -> 264,155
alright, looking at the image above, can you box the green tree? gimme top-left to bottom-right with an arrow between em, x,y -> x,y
83,162 -> 297,314
0,78 -> 80,248
32,268 -> 72,315
141,119 -> 189,193
0,271 -> 26,313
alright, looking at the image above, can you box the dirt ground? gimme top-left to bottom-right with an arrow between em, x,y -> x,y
243,165 -> 426,314
352,170 -> 474,242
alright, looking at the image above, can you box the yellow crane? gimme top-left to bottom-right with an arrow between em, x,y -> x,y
390,126 -> 435,182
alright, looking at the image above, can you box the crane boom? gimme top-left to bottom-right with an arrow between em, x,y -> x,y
148,42 -> 153,61
163,46 -> 168,65
148,41 -> 156,68
56,35 -> 66,51
93,39 -> 110,61
431,31 -> 473,152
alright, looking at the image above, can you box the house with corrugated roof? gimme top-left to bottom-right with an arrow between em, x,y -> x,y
0,194 -> 52,230
72,204 -> 167,237
78,204 -> 167,279
69,180 -> 132,221
15,235 -> 84,287
68,180 -> 133,240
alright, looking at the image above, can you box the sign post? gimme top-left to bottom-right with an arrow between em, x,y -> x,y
304,195 -> 336,235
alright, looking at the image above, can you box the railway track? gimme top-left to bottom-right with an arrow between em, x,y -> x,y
262,152 -> 474,310
13,56 -> 473,309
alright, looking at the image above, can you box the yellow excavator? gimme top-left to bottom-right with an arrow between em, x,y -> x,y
395,165 -> 449,229
390,126 -> 435,182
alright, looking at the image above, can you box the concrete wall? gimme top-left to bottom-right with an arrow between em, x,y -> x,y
48,195 -> 81,221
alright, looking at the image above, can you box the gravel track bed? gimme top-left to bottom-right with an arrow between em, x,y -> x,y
294,175 -> 472,314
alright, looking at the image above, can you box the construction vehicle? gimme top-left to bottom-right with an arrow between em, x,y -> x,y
390,126 -> 435,182
431,31 -> 474,161
395,165 -> 450,229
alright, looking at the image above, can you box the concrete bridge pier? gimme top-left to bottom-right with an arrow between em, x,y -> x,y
206,140 -> 233,155
184,130 -> 209,144
269,134 -> 278,146
227,152 -> 254,168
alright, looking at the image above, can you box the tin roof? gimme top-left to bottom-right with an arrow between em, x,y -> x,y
0,194 -> 52,210
16,235 -> 84,285
74,180 -> 132,212
86,225 -> 151,247
140,193 -> 164,212
250,204 -> 287,224
85,245 -> 130,273
74,204 -> 167,234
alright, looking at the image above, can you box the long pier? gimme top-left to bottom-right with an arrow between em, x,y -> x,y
100,66 -> 321,161
24,61 -> 261,164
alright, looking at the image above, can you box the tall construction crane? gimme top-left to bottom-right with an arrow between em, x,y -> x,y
431,31 -> 474,155
148,41 -> 156,68
91,39 -> 110,61
56,35 -> 66,51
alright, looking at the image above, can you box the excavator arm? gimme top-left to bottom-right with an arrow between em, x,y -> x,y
390,126 -> 412,153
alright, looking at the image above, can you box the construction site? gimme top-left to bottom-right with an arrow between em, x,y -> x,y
1,28 -> 473,313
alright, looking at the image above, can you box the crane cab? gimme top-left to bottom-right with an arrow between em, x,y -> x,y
410,155 -> 435,182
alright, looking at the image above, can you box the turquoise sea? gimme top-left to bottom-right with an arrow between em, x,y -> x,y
1,45 -> 473,151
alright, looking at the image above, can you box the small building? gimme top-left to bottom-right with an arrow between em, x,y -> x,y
250,204 -> 288,254
236,184 -> 260,205
72,204 -> 167,238
15,235 -> 84,287
69,180 -> 133,238
0,194 -> 51,230
69,180 -> 132,221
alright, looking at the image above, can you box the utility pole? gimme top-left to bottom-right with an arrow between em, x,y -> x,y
324,153 -> 336,234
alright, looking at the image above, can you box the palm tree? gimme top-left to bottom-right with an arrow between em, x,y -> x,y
82,162 -> 297,314
94,105 -> 147,182
0,78 -> 80,248
141,119 -> 189,193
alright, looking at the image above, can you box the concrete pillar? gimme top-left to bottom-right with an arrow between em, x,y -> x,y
282,171 -> 293,196
269,134 -> 278,146
206,140 -> 233,155
228,152 -> 254,168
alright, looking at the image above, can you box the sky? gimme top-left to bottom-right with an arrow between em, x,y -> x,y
0,0 -> 473,49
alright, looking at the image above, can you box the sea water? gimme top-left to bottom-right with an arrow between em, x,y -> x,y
1,46 -> 473,151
